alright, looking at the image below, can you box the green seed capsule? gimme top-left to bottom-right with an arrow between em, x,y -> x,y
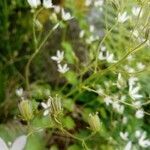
88,112 -> 101,132
18,100 -> 33,121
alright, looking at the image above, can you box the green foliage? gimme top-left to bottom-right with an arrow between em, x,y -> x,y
0,0 -> 150,150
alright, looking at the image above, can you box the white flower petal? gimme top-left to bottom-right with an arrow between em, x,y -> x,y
43,110 -> 49,116
124,141 -> 132,150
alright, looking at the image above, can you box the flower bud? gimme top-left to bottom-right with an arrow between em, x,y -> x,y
117,73 -> 127,89
88,112 -> 101,132
18,100 -> 33,121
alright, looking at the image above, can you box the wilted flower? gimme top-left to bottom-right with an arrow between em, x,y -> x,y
61,9 -> 73,21
0,135 -> 27,150
27,0 -> 41,8
118,12 -> 129,23
18,100 -> 33,121
120,132 -> 129,141
124,141 -> 132,150
16,88 -> 23,97
138,132 -> 150,148
51,50 -> 64,63
57,64 -> 69,74
135,109 -> 144,119
88,112 -> 101,132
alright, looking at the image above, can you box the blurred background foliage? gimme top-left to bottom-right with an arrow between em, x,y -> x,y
0,0 -> 150,149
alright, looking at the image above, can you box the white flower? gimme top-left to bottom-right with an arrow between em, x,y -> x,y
94,0 -> 104,7
118,12 -> 129,23
104,96 -> 113,106
138,132 -> 150,148
43,0 -> 53,8
57,64 -> 69,74
129,85 -> 143,100
124,141 -> 132,150
61,9 -> 73,21
79,30 -> 85,38
98,50 -> 117,63
132,6 -> 142,17
133,101 -> 142,108
135,130 -> 142,138
124,65 -> 135,73
0,135 -> 27,150
51,50 -> 64,63
86,35 -> 96,44
137,62 -> 145,70
112,101 -> 124,114
120,132 -> 129,141
27,0 -> 41,8
54,6 -> 61,13
122,116 -> 128,124
96,88 -> 104,96
98,51 -> 106,60
135,109 -> 144,119
106,52 -> 117,63
41,99 -> 51,116
133,30 -> 139,38
16,88 -> 23,97
128,77 -> 138,87
85,0 -> 92,6
89,25 -> 95,32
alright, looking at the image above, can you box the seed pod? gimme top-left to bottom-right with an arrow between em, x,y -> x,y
88,112 -> 101,132
18,100 -> 33,121
49,95 -> 63,117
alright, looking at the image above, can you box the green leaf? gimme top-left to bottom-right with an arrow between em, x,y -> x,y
61,41 -> 76,64
63,99 -> 75,112
67,144 -> 81,150
62,116 -> 75,130
25,134 -> 45,150
65,71 -> 78,85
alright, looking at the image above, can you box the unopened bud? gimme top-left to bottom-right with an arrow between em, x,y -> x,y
50,13 -> 58,23
117,73 -> 127,89
88,112 -> 101,132
18,100 -> 33,121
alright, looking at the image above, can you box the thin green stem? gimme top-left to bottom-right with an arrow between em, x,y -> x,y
25,23 -> 60,90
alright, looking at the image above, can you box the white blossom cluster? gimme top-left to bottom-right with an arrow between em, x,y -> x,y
51,50 -> 69,74
98,46 -> 117,63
